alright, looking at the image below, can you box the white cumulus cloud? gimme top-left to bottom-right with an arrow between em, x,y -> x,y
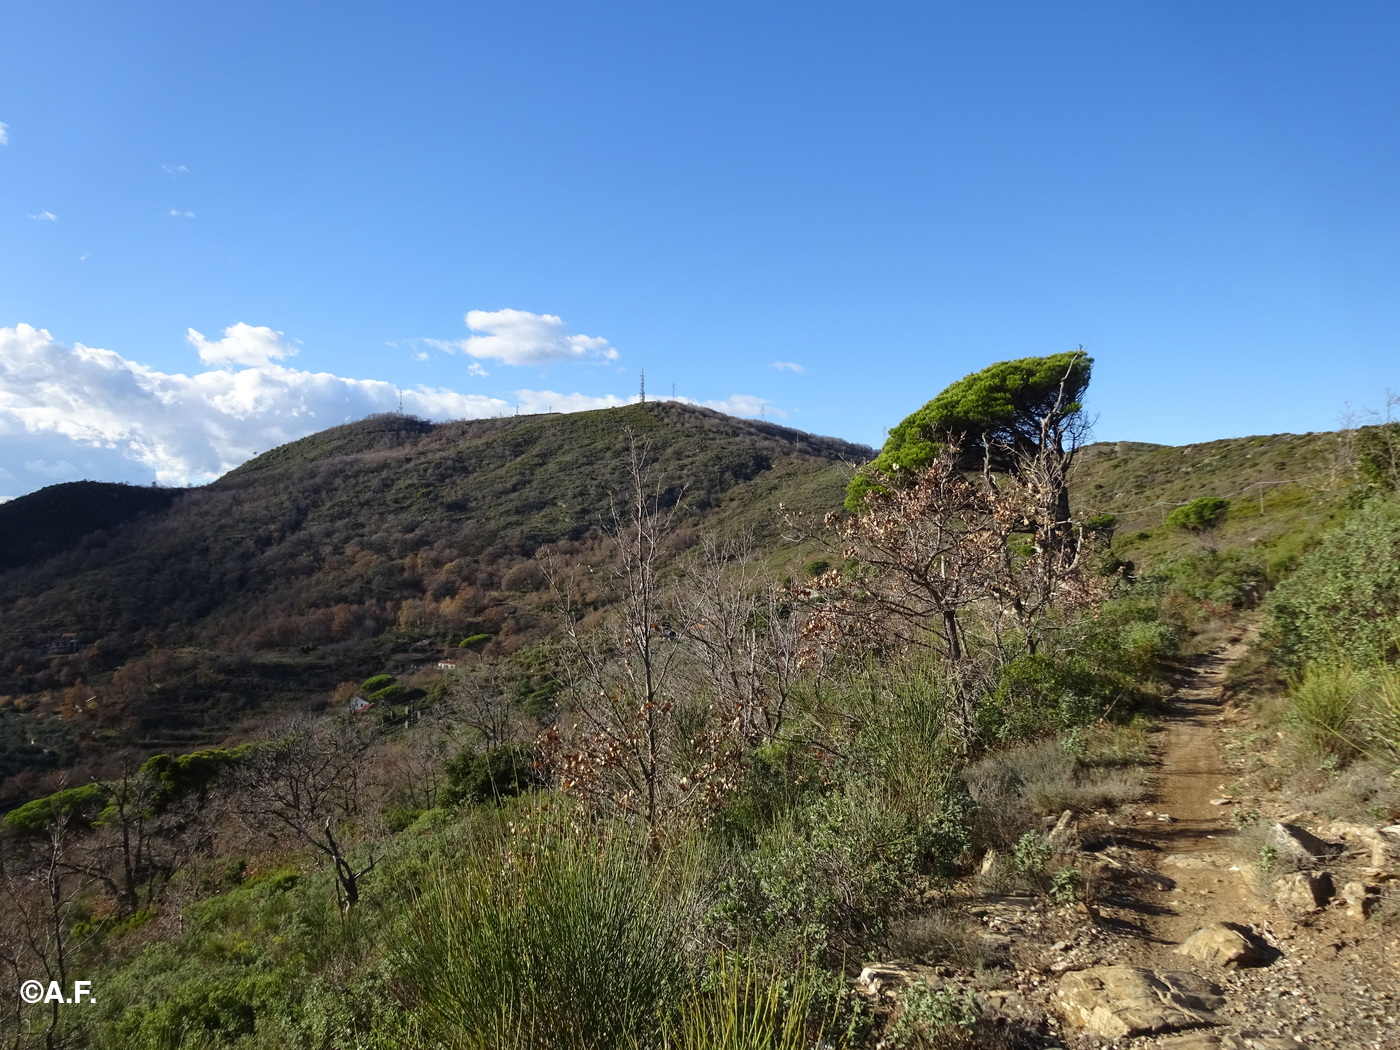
0,324 -> 514,488
162,164 -> 189,175
513,390 -> 632,414
168,209 -> 195,218
0,324 -> 791,498
28,211 -> 56,222
188,323 -> 299,368
772,361 -> 805,373
429,309 -> 618,366
0,123 -> 9,146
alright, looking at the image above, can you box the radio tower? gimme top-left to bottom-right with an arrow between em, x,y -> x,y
639,368 -> 646,403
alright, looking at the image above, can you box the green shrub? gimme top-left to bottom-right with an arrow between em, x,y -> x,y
1160,549 -> 1268,612
713,773 -> 970,962
86,868 -> 400,1049
1165,496 -> 1230,533
713,739 -> 824,847
1104,619 -> 1180,681
1049,866 -> 1081,905
1357,422 -> 1400,491
1265,496 -> 1400,669
980,653 -> 1120,743
442,743 -> 544,806
885,984 -> 979,1049
1010,831 -> 1051,880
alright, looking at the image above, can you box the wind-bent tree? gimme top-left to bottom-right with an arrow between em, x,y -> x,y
845,350 -> 1093,523
816,352 -> 1106,743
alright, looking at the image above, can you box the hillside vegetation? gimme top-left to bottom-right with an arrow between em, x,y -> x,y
0,407 -> 1361,804
3,362 -> 1399,1050
0,482 -> 180,574
0,403 -> 869,800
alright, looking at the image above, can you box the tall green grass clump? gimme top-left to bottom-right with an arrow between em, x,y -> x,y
1287,662 -> 1367,761
663,953 -> 844,1050
1286,659 -> 1400,764
396,819 -> 696,1050
1361,662 -> 1400,760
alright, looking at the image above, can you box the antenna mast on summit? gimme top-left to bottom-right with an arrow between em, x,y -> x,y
639,368 -> 646,403
397,390 -> 403,415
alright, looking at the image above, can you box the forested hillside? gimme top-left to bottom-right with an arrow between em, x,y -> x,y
0,403 -> 869,802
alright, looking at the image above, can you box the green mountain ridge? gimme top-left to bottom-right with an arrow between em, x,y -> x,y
0,480 -> 182,574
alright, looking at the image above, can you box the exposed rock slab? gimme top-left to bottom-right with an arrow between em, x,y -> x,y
1163,852 -> 1227,870
855,963 -> 921,997
1270,822 -> 1342,864
1175,923 -> 1274,968
1326,821 -> 1393,868
1046,808 -> 1077,850
1055,965 -> 1224,1038
1341,879 -> 1378,920
1272,870 -> 1335,916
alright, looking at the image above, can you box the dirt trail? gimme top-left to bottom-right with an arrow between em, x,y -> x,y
867,635 -> 1400,1046
1073,632 -> 1400,1048
1129,635 -> 1255,952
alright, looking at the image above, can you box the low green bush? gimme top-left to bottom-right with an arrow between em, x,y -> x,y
885,984 -> 979,1049
1156,550 -> 1269,624
441,743 -> 544,807
979,653 -> 1120,743
712,739 -> 825,848
712,778 -> 970,962
1266,496 -> 1400,670
1165,496 -> 1230,533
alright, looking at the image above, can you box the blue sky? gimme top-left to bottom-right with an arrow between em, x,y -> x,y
3,1 -> 1399,499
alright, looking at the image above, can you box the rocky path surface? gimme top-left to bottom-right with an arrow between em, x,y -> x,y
1049,635 -> 1400,1049
860,634 -> 1400,1049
